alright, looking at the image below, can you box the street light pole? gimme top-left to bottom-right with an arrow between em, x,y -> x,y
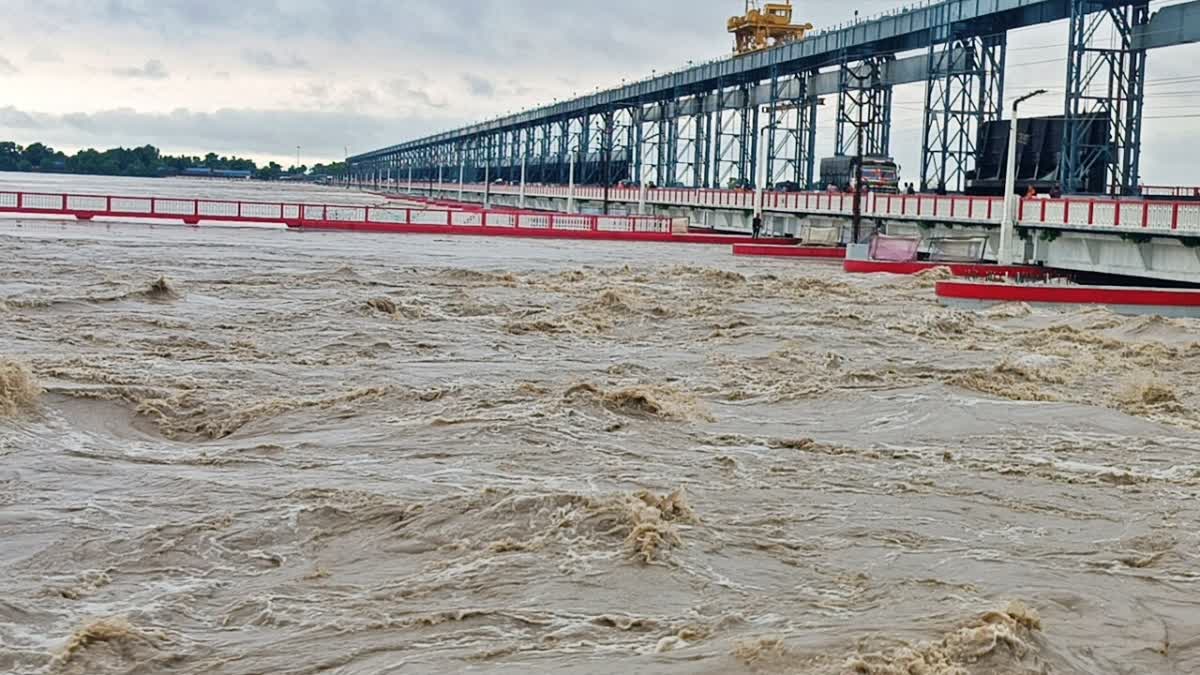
851,104 -> 865,244
638,161 -> 650,215
755,122 -> 772,220
519,152 -> 527,209
484,161 -> 491,210
567,149 -> 577,213
998,89 -> 1047,265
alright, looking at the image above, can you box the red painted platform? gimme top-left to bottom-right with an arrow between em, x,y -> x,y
733,243 -> 845,259
936,280 -> 1200,308
843,259 -> 1051,279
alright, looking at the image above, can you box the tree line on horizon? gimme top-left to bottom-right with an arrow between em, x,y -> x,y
0,141 -> 345,181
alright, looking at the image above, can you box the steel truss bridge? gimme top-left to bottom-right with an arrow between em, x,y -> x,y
348,0 -> 1200,197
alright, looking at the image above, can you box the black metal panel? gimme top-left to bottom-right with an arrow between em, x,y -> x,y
968,115 -> 1108,195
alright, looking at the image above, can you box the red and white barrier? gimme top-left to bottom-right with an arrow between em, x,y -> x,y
423,182 -> 1200,236
0,189 -> 674,234
0,189 -> 796,246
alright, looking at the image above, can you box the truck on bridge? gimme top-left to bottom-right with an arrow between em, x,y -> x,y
819,155 -> 900,194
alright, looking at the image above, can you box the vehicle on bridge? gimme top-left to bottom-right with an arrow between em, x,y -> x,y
819,155 -> 900,193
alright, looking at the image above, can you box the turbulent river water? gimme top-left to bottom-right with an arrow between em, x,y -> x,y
1,175 -> 1198,675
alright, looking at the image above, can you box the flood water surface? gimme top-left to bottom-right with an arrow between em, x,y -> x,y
1,178 -> 1198,674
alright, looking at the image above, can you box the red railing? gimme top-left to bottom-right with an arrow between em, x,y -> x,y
0,190 -> 674,235
1140,185 -> 1200,198
402,182 -> 1200,234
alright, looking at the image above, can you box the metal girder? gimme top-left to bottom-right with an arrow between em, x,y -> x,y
921,34 -> 1006,192
357,0 -> 1165,162
611,107 -> 635,185
714,84 -> 756,188
836,55 -> 894,158
765,68 -> 819,188
671,110 -> 708,187
555,119 -> 570,183
1061,0 -> 1148,195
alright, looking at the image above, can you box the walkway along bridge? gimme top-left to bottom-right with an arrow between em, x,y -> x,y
348,0 -> 1200,198
399,180 -> 1200,283
3,184 -> 1200,281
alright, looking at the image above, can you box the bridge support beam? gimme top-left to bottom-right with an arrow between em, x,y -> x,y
714,84 -> 757,188
836,55 -> 894,158
921,34 -> 1006,193
1061,0 -> 1148,195
765,68 -> 819,189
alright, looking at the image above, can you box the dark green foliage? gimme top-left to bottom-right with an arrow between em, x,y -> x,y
0,140 -> 344,180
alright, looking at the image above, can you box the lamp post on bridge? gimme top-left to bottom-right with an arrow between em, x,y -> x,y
638,160 -> 651,215
519,152 -> 527,210
755,120 -> 780,232
567,148 -> 578,213
851,103 -> 865,244
484,161 -> 491,210
999,89 -> 1047,265
458,157 -> 465,203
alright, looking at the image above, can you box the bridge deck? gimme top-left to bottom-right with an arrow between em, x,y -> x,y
411,182 -> 1200,238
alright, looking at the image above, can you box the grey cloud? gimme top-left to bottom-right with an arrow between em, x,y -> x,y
295,82 -> 331,100
112,59 -> 168,79
348,87 -> 381,109
27,46 -> 63,63
2,0 -> 1196,182
241,49 -> 310,71
0,106 -> 42,128
0,56 -> 19,75
461,74 -> 495,97
0,104 -> 463,162
383,79 -> 447,110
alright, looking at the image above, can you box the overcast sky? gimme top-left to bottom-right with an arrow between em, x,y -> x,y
1,0 -> 1198,182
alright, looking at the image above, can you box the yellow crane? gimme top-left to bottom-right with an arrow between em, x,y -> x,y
728,1 -> 814,55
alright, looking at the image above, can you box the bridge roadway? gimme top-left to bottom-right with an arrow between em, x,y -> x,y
395,181 -> 1200,283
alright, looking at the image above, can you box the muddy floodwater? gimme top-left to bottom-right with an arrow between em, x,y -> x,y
1,176 -> 1199,675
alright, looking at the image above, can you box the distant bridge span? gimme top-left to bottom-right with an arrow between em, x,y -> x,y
349,0 -> 1200,197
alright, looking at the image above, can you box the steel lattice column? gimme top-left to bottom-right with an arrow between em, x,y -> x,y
766,69 -> 819,188
714,84 -> 754,188
836,55 -> 894,157
1060,0 -> 1148,195
664,100 -> 680,187
612,107 -> 635,184
554,119 -> 570,183
671,110 -> 706,188
638,101 -> 668,187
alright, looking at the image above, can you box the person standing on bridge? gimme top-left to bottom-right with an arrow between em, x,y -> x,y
752,213 -> 763,239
